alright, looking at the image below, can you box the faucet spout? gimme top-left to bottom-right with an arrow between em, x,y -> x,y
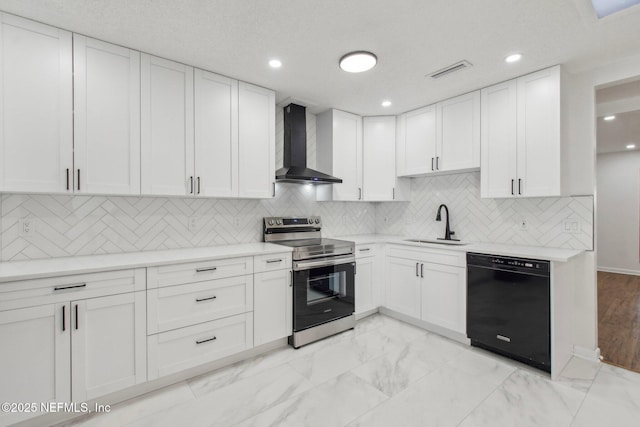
435,204 -> 458,241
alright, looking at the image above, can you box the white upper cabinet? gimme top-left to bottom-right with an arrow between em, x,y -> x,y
74,35 -> 141,195
481,65 -> 562,198
436,91 -> 480,172
0,14 -> 72,193
194,69 -> 238,198
141,54 -> 194,196
397,92 -> 480,177
397,105 -> 437,176
238,82 -> 275,199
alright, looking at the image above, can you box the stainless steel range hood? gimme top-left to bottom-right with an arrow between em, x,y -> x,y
275,103 -> 342,184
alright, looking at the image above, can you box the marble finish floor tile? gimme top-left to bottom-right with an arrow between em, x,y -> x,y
556,356 -> 601,393
459,369 -> 587,427
236,372 -> 388,427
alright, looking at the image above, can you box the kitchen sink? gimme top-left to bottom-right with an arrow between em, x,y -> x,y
404,238 -> 468,246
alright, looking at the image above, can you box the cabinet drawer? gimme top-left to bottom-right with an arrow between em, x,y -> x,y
253,253 -> 292,273
386,245 -> 465,267
0,268 -> 146,311
147,257 -> 253,289
147,275 -> 253,334
355,244 -> 377,259
147,313 -> 253,380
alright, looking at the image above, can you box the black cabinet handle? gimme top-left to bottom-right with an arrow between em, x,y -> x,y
421,263 -> 424,278
436,157 -> 439,170
196,336 -> 217,345
266,259 -> 283,264
66,169 -> 69,190
195,295 -> 217,302
77,169 -> 80,191
511,179 -> 515,196
415,263 -> 419,277
190,176 -> 194,194
290,270 -> 293,287
358,188 -> 362,200
518,178 -> 522,195
54,283 -> 87,291
196,267 -> 217,273
197,177 -> 201,194
75,304 -> 78,330
62,305 -> 66,331
393,187 -> 395,200
272,182 -> 276,197
431,158 -> 434,171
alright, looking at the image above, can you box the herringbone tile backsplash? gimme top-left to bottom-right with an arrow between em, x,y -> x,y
377,172 -> 593,250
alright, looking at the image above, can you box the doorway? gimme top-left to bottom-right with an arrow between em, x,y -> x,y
595,77 -> 640,372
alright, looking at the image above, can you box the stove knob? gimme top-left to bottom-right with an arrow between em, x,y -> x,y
268,219 -> 274,226
276,219 -> 282,225
315,218 -> 320,224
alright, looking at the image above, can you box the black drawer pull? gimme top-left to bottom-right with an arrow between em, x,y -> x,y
54,283 -> 87,291
359,248 -> 371,252
266,259 -> 283,264
196,336 -> 217,345
62,306 -> 66,331
196,267 -> 217,273
195,296 -> 217,302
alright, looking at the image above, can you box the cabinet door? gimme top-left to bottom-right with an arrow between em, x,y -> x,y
238,82 -> 275,198
355,256 -> 376,314
332,110 -> 363,201
517,66 -> 561,197
194,69 -> 238,197
0,304 -> 70,425
480,80 -> 517,198
74,35 -> 140,195
0,14 -> 72,193
363,116 -> 396,201
420,263 -> 466,334
399,105 -> 436,176
141,54 -> 194,196
71,292 -> 146,402
253,269 -> 292,346
437,91 -> 480,172
384,257 -> 421,318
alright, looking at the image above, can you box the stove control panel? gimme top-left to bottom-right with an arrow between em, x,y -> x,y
264,216 -> 322,230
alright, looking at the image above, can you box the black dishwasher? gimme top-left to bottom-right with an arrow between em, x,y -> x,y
467,253 -> 550,372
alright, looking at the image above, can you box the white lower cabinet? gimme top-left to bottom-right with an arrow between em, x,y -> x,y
355,244 -> 380,314
147,312 -> 253,380
253,269 -> 292,346
384,245 -> 466,334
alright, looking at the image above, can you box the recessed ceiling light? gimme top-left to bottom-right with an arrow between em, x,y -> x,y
626,144 -> 636,149
339,51 -> 377,73
505,53 -> 522,63
381,100 -> 392,107
603,115 -> 616,121
269,59 -> 282,68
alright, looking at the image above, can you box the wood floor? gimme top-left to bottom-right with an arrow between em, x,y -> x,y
598,271 -> 640,372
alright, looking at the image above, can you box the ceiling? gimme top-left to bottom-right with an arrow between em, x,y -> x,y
2,0 -> 640,115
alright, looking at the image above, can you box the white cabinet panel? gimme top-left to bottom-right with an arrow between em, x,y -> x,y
420,263 -> 466,334
194,69 -> 238,197
399,105 -> 436,176
238,82 -> 275,198
384,257 -> 421,318
0,304 -> 70,426
74,35 -> 140,195
254,269 -> 292,346
363,116 -> 396,201
355,256 -> 376,314
437,91 -> 480,172
71,292 -> 146,402
0,14 -> 72,193
141,54 -> 194,196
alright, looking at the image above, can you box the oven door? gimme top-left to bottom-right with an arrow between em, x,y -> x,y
293,257 -> 355,332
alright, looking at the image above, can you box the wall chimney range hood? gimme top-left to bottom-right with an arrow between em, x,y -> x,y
276,103 -> 342,184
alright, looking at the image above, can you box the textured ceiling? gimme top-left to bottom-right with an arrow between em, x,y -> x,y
1,0 -> 640,115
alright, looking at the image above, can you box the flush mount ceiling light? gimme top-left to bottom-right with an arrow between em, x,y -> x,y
627,144 -> 636,149
269,59 -> 282,68
381,100 -> 392,107
505,53 -> 522,63
603,115 -> 616,121
339,51 -> 377,73
591,0 -> 640,18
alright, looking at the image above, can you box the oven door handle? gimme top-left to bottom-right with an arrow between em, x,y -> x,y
293,255 -> 356,271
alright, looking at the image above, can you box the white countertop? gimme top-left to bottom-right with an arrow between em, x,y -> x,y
0,243 -> 292,283
335,234 -> 584,262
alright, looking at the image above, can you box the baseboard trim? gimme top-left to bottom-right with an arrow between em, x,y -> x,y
355,307 -> 379,320
573,345 -> 601,362
379,307 -> 470,345
597,266 -> 640,276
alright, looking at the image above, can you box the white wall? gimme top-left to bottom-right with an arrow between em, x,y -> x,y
597,151 -> 640,274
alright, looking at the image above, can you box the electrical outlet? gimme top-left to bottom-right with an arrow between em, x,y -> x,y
19,218 -> 36,236
562,218 -> 581,234
188,217 -> 199,232
234,217 -> 241,227
519,218 -> 528,231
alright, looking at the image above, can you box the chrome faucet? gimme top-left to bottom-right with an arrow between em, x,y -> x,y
435,204 -> 458,241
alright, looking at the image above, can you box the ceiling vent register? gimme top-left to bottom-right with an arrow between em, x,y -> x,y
427,60 -> 473,79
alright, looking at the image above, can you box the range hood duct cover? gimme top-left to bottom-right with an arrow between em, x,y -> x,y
276,103 -> 342,184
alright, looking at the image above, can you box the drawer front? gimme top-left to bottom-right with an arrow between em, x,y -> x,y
355,244 -> 377,259
147,313 -> 253,380
386,245 -> 465,267
0,268 -> 146,311
147,257 -> 253,289
253,253 -> 292,273
147,275 -> 254,334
